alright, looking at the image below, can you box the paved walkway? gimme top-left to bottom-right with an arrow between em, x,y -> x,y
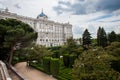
14,62 -> 56,80
8,69 -> 20,80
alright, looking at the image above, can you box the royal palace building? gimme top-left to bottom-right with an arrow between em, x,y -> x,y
0,8 -> 73,47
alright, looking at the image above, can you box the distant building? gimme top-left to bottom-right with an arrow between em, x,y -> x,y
0,8 -> 73,47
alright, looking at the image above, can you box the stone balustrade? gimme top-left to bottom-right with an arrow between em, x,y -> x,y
0,61 -> 12,80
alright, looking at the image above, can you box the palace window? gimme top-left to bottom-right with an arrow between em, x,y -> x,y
46,39 -> 48,42
40,39 -> 42,41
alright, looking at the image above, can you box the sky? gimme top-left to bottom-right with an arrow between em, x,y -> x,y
0,0 -> 120,38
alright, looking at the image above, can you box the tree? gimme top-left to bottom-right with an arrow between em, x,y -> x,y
0,24 -> 9,60
97,27 -> 101,46
73,48 -> 120,80
82,29 -> 92,46
61,37 -> 77,54
116,34 -> 120,42
66,37 -> 77,49
106,42 -> 120,72
108,31 -> 117,43
0,18 -> 37,64
28,45 -> 52,63
97,27 -> 107,47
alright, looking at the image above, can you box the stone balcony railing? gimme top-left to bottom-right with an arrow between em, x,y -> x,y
0,61 -> 12,80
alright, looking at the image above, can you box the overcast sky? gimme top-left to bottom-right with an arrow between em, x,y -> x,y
0,0 -> 120,38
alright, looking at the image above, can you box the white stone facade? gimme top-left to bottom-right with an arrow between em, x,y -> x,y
0,8 -> 73,47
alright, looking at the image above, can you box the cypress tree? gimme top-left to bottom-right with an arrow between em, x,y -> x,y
97,27 -> 101,46
97,27 -> 107,47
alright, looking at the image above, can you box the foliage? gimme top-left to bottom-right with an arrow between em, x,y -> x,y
97,27 -> 107,47
82,29 -> 92,46
58,67 -> 73,80
0,18 -> 37,64
50,58 -> 59,76
43,57 -> 51,74
116,34 -> 120,42
106,42 -> 120,72
31,45 -> 52,61
63,54 -> 77,68
48,46 -> 61,51
75,47 -> 84,56
73,47 -> 120,80
69,54 -> 77,68
60,37 -> 81,56
63,54 -> 69,67
13,44 -> 51,65
108,31 -> 117,43
91,38 -> 97,46
65,37 -> 78,53
52,50 -> 60,58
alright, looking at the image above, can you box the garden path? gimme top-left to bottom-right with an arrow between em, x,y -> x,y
14,62 -> 56,80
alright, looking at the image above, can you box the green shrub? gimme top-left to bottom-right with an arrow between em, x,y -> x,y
69,55 -> 76,68
63,54 -> 69,67
52,50 -> 60,58
50,58 -> 59,76
43,57 -> 51,74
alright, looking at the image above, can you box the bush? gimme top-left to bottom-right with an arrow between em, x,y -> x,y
63,54 -> 77,68
50,58 -> 59,76
69,55 -> 76,68
63,54 -> 69,67
43,57 -> 51,74
52,50 -> 60,58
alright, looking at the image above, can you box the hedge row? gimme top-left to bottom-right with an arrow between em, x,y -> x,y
43,57 -> 51,74
63,54 -> 77,68
43,57 -> 59,76
50,58 -> 59,76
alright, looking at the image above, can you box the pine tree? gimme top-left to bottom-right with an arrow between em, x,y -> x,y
82,29 -> 92,46
0,18 -> 37,64
108,31 -> 117,43
116,34 -> 120,42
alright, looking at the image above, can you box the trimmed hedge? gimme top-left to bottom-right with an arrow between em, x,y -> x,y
43,57 -> 51,74
63,54 -> 76,68
52,50 -> 60,58
50,58 -> 59,76
69,55 -> 77,68
63,54 -> 69,67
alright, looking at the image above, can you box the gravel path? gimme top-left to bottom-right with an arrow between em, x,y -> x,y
14,62 -> 57,80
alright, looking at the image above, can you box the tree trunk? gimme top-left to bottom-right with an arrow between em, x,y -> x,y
8,46 -> 14,64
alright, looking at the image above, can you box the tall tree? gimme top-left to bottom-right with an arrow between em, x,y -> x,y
66,37 -> 77,49
108,31 -> 117,43
0,18 -> 37,64
66,37 -> 77,53
97,27 -> 107,47
97,27 -> 101,46
116,34 -> 120,42
82,29 -> 92,46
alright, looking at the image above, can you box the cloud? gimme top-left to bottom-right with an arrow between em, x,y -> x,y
73,26 -> 84,34
53,0 -> 120,15
73,26 -> 88,38
14,4 -> 21,9
0,0 -> 119,38
89,14 -> 113,21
